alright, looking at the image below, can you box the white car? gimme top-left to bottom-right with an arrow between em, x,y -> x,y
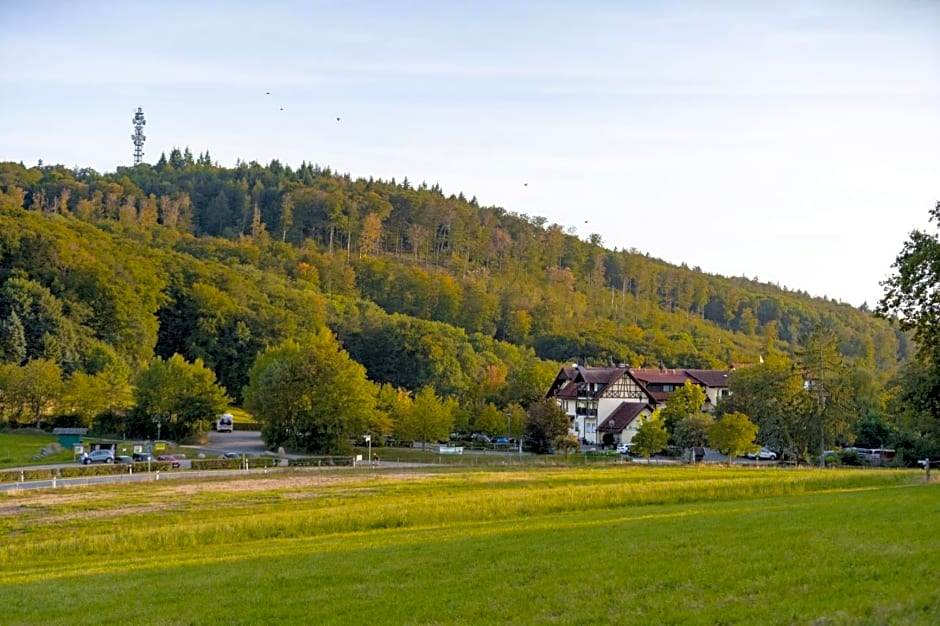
616,443 -> 632,454
746,446 -> 777,461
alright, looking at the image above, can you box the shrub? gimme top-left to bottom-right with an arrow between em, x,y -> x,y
839,450 -> 861,466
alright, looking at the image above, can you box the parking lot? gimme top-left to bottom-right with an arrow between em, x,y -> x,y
199,429 -> 268,457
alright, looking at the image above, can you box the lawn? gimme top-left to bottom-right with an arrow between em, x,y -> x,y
0,465 -> 936,625
0,431 -> 74,467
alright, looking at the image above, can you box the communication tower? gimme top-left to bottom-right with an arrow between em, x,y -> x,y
131,107 -> 146,165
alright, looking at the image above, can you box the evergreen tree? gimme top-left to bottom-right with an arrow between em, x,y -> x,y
0,309 -> 26,365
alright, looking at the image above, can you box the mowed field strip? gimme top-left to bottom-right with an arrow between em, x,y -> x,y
2,466 -> 937,625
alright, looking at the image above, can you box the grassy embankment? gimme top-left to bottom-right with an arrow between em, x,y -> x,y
0,432 -> 74,467
1,464 -> 936,625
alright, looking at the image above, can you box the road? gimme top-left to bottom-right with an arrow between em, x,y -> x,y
189,429 -> 268,457
0,430 -> 272,493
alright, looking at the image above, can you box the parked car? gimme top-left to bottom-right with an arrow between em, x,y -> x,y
746,447 -> 778,460
215,413 -> 234,432
221,452 -> 241,459
82,449 -> 114,465
114,455 -> 134,464
132,451 -> 152,462
616,442 -> 632,454
157,455 -> 181,468
493,437 -> 510,445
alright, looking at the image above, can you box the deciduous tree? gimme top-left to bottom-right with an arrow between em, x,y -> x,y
133,353 -> 229,441
631,410 -> 669,461
9,359 -> 63,428
708,412 -> 759,465
244,329 -> 377,453
524,397 -> 569,454
879,201 -> 940,355
673,413 -> 712,451
721,354 -> 804,454
394,386 -> 455,450
879,201 -> 940,455
659,380 -> 707,436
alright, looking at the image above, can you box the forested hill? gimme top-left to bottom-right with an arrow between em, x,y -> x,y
0,156 -> 905,404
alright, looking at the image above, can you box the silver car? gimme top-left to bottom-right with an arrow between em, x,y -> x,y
746,446 -> 778,460
82,449 -> 115,464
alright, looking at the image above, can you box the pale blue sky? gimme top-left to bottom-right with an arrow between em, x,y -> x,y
1,1 -> 938,307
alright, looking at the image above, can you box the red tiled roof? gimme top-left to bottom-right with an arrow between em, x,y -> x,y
686,369 -> 731,388
578,366 -> 625,385
649,391 -> 671,403
549,366 -> 729,402
628,368 -> 694,385
598,402 -> 651,433
556,381 -> 578,399
546,366 -> 581,398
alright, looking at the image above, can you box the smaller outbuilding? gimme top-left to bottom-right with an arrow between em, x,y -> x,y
52,427 -> 88,449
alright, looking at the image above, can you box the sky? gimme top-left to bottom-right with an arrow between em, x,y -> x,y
1,0 -> 938,308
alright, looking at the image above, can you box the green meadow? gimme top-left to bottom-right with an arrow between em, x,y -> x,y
0,432 -> 74,467
1,466 -> 937,625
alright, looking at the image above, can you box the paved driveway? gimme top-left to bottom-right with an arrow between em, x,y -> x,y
194,429 -> 268,457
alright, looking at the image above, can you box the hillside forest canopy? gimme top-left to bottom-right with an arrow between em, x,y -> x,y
0,156 -> 934,459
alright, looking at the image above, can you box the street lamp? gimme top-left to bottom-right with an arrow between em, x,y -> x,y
364,434 -> 372,467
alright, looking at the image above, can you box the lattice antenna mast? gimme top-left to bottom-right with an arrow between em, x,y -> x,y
131,107 -> 147,165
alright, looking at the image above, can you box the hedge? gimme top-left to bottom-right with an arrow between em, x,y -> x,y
0,462 -> 179,483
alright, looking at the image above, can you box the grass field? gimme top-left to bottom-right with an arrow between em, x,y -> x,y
1,465 -> 936,625
0,432 -> 74,467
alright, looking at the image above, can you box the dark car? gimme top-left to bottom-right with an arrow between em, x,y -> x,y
493,437 -> 511,445
157,455 -> 181,468
132,451 -> 152,462
114,455 -> 134,464
221,452 -> 241,459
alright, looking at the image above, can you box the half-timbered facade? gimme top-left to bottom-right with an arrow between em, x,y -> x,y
547,365 -> 733,445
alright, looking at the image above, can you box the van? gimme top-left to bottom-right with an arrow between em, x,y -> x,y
868,448 -> 896,464
216,413 -> 234,433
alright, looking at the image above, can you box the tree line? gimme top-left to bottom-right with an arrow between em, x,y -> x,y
0,158 -> 904,372
0,157 -> 927,456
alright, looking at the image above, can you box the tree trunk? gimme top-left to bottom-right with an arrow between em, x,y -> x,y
819,411 -> 826,468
